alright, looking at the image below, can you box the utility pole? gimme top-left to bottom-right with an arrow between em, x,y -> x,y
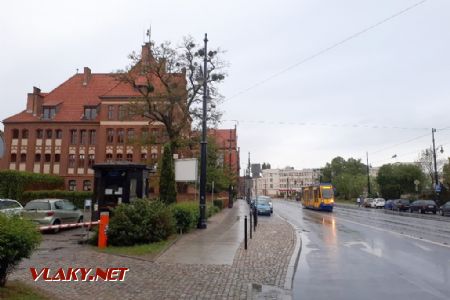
366,152 -> 371,196
197,33 -> 208,229
246,152 -> 251,202
432,128 -> 440,200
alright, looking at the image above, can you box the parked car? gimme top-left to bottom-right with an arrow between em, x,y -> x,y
0,199 -> 23,217
409,200 -> 437,214
392,199 -> 411,212
384,200 -> 394,210
258,196 -> 273,213
22,199 -> 83,232
256,198 -> 272,216
439,201 -> 450,216
373,198 -> 385,209
363,198 -> 374,208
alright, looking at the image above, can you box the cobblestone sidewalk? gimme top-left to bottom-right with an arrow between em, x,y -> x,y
10,214 -> 297,299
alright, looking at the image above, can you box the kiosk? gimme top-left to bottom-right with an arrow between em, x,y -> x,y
91,162 -> 150,221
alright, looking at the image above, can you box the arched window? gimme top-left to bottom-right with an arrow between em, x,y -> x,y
83,180 -> 92,191
126,153 -> 133,162
68,180 -> 77,191
36,129 -> 43,139
55,130 -> 62,139
20,153 -> 26,163
46,129 -> 52,139
10,153 -> 17,162
106,153 -> 113,162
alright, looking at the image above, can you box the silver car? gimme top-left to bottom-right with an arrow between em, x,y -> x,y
0,199 -> 23,216
22,199 -> 83,232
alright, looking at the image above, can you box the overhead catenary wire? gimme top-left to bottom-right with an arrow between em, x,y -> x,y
225,0 -> 430,102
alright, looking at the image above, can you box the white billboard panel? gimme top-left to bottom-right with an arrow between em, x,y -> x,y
175,158 -> 198,182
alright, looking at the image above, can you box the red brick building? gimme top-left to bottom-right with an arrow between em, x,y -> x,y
1,43 -> 240,195
1,43 -> 180,192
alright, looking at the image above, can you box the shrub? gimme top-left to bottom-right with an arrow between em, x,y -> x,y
171,202 -> 199,233
207,205 -> 220,218
0,170 -> 64,201
21,190 -> 92,208
213,199 -> 223,210
107,199 -> 175,246
0,215 -> 42,287
159,143 -> 177,205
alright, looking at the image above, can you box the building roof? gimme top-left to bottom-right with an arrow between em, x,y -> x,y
208,128 -> 237,149
3,73 -> 119,123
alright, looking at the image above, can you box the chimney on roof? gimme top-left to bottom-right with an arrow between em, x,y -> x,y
83,67 -> 91,86
26,87 -> 43,116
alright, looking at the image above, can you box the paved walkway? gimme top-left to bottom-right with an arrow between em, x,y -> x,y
10,200 -> 299,299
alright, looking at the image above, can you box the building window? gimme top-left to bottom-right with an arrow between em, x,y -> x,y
36,129 -> 43,139
151,153 -> 157,160
127,129 -> 135,143
10,153 -> 17,162
83,106 -> 98,120
126,153 -> 133,162
68,154 -> 76,168
83,180 -> 92,191
44,154 -> 51,163
46,129 -> 52,139
55,154 -> 61,163
141,128 -> 148,141
78,154 -> 85,168
88,154 -> 95,168
70,130 -> 77,145
107,129 -> 114,144
20,153 -> 27,163
108,105 -> 114,120
141,153 -> 147,162
80,130 -> 87,145
116,153 -> 123,160
117,129 -> 124,144
22,129 -> 29,139
55,130 -> 62,139
35,153 -> 41,162
68,180 -> 76,191
106,153 -> 113,162
118,105 -> 126,120
12,129 -> 19,139
89,130 -> 96,145
151,128 -> 159,137
43,106 -> 56,120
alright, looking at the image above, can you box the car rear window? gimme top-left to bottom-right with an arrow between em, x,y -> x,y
24,201 -> 51,210
399,199 -> 410,204
0,200 -> 21,209
424,200 -> 436,205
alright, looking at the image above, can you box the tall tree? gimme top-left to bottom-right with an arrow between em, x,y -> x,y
118,36 -> 227,150
159,143 -> 177,204
376,163 -> 426,199
416,147 -> 446,185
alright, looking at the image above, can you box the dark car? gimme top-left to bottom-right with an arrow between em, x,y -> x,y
384,200 -> 394,210
439,201 -> 450,216
409,200 -> 437,214
392,199 -> 410,212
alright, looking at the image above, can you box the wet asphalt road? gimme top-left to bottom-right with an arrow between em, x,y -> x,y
274,200 -> 450,300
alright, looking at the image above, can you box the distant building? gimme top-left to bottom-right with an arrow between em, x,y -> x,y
0,130 -> 4,166
252,167 -> 321,197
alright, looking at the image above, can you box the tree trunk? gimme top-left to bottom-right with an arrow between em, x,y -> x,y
0,265 -> 8,287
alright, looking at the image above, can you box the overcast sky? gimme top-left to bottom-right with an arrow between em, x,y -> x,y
1,0 -> 450,173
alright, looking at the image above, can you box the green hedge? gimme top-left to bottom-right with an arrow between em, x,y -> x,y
213,199 -> 223,210
171,202 -> 199,233
0,170 -> 64,201
21,190 -> 93,208
108,199 -> 175,246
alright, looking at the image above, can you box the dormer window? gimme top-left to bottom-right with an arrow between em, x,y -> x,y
83,106 -> 98,120
43,106 -> 56,120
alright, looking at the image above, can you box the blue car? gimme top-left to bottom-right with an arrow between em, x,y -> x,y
256,198 -> 272,216
384,200 -> 394,210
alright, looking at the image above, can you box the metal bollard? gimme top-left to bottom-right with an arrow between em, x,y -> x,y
253,207 -> 257,231
249,209 -> 252,239
244,215 -> 248,250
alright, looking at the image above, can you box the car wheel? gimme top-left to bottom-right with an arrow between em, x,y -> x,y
433,211 -> 436,215
409,208 -> 413,213
442,211 -> 445,216
52,219 -> 61,234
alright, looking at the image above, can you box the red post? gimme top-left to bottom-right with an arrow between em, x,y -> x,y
98,211 -> 109,249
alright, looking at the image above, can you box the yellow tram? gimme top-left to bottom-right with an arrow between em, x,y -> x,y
301,184 -> 334,212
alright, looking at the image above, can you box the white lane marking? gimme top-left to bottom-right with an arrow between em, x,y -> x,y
344,241 -> 383,257
333,214 -> 450,249
414,242 -> 432,252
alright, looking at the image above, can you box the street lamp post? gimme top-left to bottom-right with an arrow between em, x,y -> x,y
432,128 -> 440,201
197,33 -> 208,229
